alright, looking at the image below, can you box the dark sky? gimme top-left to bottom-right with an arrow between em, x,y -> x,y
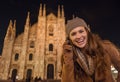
0,0 -> 120,55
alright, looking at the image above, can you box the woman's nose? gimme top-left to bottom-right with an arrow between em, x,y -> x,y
76,33 -> 81,38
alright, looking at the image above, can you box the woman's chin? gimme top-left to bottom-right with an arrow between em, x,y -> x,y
76,43 -> 86,48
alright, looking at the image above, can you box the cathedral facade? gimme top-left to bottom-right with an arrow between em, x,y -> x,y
0,4 -> 66,80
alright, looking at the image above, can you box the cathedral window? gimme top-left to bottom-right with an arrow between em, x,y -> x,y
30,41 -> 34,48
49,44 -> 53,51
49,25 -> 54,36
29,54 -> 33,61
14,53 -> 19,61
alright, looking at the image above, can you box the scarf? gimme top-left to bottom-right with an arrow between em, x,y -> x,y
73,46 -> 95,76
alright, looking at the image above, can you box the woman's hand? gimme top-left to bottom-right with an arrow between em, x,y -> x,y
63,41 -> 73,64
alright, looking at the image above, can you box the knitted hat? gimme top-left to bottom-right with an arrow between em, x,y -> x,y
66,17 -> 88,36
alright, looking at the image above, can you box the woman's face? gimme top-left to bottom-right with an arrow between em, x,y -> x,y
69,26 -> 88,48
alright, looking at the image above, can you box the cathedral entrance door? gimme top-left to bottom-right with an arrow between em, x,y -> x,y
47,64 -> 54,79
11,69 -> 17,80
26,69 -> 32,79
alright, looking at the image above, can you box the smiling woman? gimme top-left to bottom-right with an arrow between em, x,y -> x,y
61,17 -> 120,82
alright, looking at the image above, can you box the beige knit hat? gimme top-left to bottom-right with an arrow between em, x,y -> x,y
66,17 -> 89,36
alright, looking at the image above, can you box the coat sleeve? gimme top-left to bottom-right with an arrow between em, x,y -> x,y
61,43 -> 76,82
105,41 -> 120,82
61,57 -> 75,82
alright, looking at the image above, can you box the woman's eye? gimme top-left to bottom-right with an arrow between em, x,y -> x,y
79,30 -> 84,33
71,32 -> 76,36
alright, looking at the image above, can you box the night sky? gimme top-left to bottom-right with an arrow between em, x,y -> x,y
0,0 -> 120,55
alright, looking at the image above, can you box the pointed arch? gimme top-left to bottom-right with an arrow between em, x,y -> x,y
14,53 -> 19,61
48,25 -> 54,36
30,41 -> 34,48
29,53 -> 33,61
49,44 -> 53,51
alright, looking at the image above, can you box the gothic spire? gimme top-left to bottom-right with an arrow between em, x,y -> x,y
12,20 -> 16,38
24,12 -> 30,33
43,4 -> 46,16
6,20 -> 13,38
25,12 -> 30,26
58,5 -> 60,18
61,5 -> 64,18
39,4 -> 42,16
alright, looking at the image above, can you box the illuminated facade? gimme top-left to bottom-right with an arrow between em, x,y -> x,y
0,4 -> 65,80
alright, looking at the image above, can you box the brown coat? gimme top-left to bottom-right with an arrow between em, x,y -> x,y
61,40 -> 120,82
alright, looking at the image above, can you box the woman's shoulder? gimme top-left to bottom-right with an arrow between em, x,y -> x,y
103,40 -> 115,46
92,34 -> 118,49
103,40 -> 112,45
102,40 -> 118,51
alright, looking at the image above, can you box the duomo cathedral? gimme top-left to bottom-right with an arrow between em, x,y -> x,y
0,4 -> 66,80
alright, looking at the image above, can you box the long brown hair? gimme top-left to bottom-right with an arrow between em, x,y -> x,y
85,27 -> 105,57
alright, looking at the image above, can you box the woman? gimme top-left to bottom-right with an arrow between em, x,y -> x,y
61,17 -> 120,82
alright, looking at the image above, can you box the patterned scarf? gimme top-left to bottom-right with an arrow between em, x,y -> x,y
73,46 -> 95,76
